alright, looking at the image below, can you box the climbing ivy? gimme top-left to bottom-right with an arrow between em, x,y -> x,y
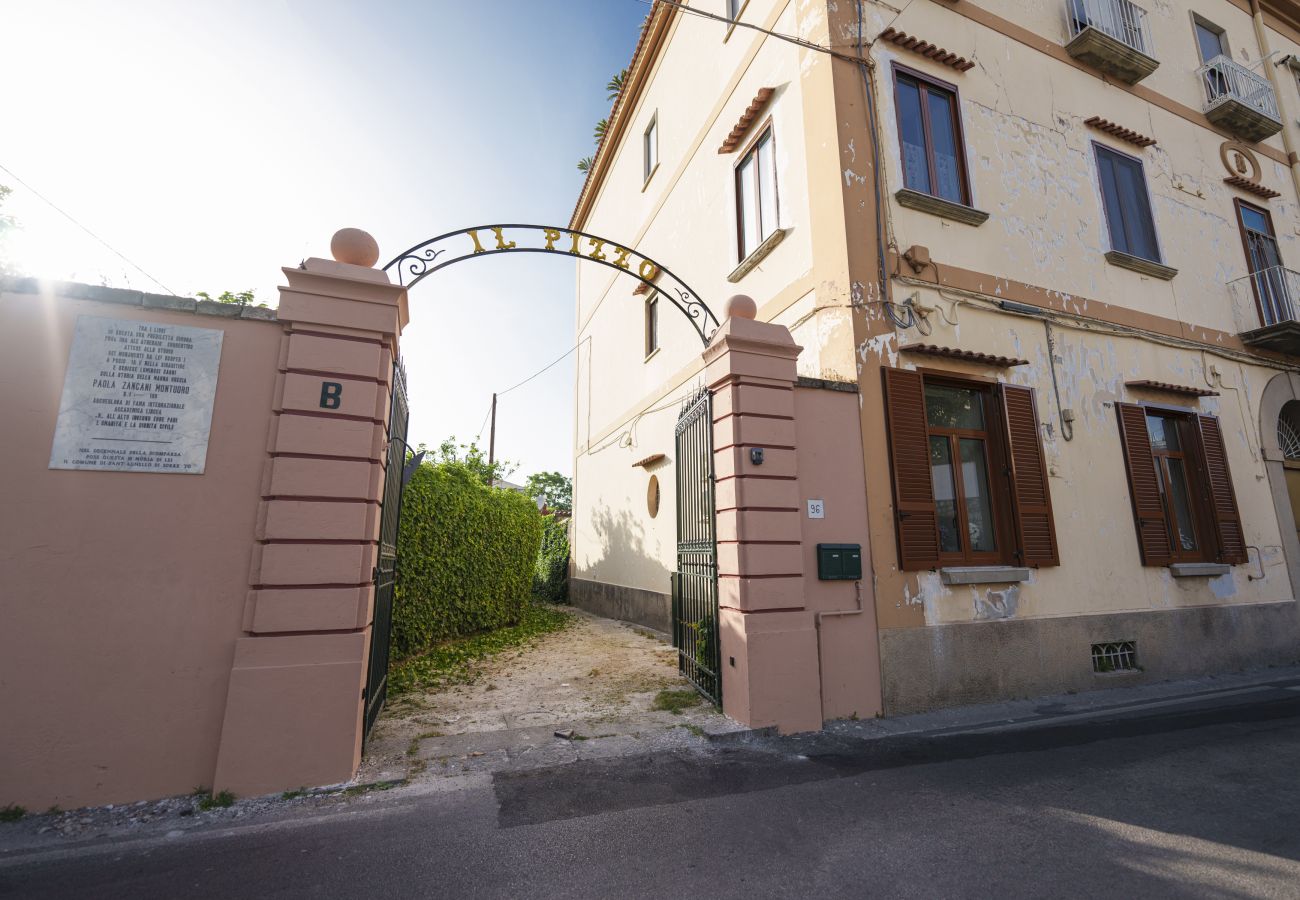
392,461 -> 543,658
533,514 -> 570,604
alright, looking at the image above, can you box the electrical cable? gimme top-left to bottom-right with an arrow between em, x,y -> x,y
475,400 -> 494,443
0,161 -> 177,296
475,341 -> 582,441
636,0 -> 875,66
894,269 -> 1300,378
496,343 -> 579,398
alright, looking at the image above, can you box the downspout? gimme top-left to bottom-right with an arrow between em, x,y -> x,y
1249,0 -> 1300,200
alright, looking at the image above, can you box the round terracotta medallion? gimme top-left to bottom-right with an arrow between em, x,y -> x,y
647,475 -> 661,518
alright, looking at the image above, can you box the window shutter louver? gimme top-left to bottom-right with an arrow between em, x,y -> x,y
1000,385 -> 1059,566
883,368 -> 940,570
1116,402 -> 1174,566
1197,415 -> 1247,564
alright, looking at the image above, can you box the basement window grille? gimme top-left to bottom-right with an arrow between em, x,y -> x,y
1091,641 -> 1138,673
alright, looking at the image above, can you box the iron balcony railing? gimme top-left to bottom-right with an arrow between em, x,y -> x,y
1198,54 -> 1281,123
1066,0 -> 1153,57
1228,266 -> 1300,331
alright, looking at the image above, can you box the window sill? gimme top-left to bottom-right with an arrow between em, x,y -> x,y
728,227 -> 788,283
644,347 -> 661,364
1168,562 -> 1231,577
1104,250 -> 1177,280
895,189 -> 990,226
939,566 -> 1031,585
641,162 -> 660,193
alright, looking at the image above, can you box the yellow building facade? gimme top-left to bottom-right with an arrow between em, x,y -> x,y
571,0 -> 1300,718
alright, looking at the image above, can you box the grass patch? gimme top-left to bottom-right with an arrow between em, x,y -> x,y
0,805 -> 25,823
652,688 -> 703,714
389,604 -> 571,696
678,723 -> 707,738
281,789 -> 307,801
198,790 -> 235,811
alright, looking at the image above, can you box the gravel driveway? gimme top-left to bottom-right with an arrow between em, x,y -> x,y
358,609 -> 741,783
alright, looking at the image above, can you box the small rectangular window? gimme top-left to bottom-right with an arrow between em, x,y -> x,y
893,67 -> 971,206
1095,144 -> 1161,262
645,295 -> 659,358
735,126 -> 777,261
727,0 -> 743,20
643,114 -> 658,184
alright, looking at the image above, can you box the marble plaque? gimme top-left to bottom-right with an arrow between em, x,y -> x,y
49,315 -> 224,474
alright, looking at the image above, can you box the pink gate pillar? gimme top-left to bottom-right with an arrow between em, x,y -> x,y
704,296 -> 823,734
214,230 -> 408,797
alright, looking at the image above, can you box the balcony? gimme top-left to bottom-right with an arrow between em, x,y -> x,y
1064,0 -> 1158,84
1228,266 -> 1300,354
1199,55 -> 1283,142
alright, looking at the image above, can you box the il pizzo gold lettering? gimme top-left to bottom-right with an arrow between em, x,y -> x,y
460,228 -> 657,282
491,227 -> 516,250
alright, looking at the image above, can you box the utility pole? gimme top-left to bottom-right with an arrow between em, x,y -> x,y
487,392 -> 497,484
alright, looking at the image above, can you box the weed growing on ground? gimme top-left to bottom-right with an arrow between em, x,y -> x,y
388,604 -> 571,696
0,805 -> 25,823
652,688 -> 703,714
342,781 -> 398,798
281,789 -> 307,800
679,723 -> 707,738
198,791 -> 235,811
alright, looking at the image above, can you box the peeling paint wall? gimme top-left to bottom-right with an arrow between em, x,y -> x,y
857,0 -> 1300,637
882,297 -> 1291,627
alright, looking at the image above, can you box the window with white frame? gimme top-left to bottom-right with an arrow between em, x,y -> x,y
643,114 -> 658,183
735,125 -> 777,261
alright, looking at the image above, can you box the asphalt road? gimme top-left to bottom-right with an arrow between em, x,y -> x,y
4,683 -> 1300,899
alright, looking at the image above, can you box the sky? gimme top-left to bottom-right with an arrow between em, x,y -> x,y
2,0 -> 650,480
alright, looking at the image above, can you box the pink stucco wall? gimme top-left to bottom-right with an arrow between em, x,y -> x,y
0,285 -> 282,809
793,385 -> 882,721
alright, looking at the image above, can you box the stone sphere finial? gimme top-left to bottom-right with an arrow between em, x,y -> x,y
330,228 -> 380,268
725,294 -> 757,320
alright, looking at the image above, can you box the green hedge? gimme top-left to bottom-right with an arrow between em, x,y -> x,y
533,514 -> 570,604
392,461 -> 543,659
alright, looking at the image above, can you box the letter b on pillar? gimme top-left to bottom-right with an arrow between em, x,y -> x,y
214,241 -> 409,797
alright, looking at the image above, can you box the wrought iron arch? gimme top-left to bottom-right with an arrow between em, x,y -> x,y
384,224 -> 720,345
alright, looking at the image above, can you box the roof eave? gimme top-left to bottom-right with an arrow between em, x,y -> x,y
569,1 -> 678,232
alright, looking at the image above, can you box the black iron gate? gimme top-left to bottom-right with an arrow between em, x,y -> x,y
364,359 -> 410,738
672,386 -> 721,704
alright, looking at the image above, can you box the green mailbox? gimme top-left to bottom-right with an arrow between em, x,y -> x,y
816,543 -> 862,581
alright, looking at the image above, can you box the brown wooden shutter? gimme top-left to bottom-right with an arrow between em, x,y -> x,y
1000,385 -> 1059,566
883,368 -> 939,570
1197,415 -> 1247,564
1116,403 -> 1173,566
